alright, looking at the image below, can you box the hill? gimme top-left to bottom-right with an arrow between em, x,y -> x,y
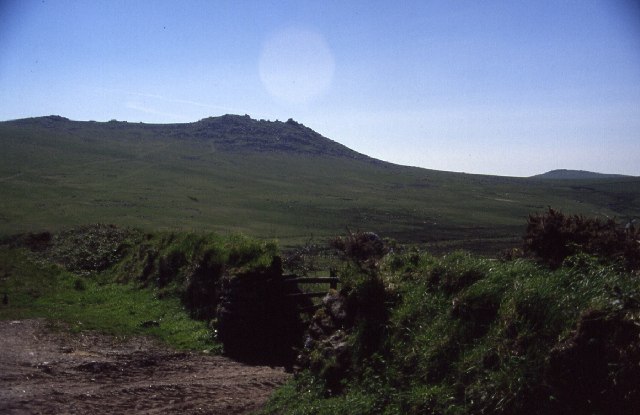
1,115 -> 640,252
6,114 -> 373,160
531,169 -> 632,180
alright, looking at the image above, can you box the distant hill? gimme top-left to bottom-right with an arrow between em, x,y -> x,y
531,169 -> 632,180
1,114 -> 640,251
6,114 -> 374,161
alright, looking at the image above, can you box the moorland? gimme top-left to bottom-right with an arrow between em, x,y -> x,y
1,114 -> 639,253
1,114 -> 639,414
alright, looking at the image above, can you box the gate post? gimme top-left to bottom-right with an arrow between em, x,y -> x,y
330,268 -> 337,290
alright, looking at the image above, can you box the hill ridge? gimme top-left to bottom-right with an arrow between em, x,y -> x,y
2,114 -> 374,161
531,169 -> 633,180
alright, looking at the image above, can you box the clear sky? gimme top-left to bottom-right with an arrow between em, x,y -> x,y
1,0 -> 639,177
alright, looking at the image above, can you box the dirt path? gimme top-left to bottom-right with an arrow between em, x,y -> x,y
0,319 -> 290,414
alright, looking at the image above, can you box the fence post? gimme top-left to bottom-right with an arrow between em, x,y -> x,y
330,268 -> 337,290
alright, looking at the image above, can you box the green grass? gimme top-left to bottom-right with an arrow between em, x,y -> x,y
263,250 -> 640,414
1,116 -> 639,252
0,246 -> 219,351
0,225 -> 280,350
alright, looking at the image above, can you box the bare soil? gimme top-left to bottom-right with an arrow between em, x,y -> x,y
0,319 -> 290,414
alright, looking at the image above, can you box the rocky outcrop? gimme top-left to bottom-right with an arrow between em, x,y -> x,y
298,290 -> 351,394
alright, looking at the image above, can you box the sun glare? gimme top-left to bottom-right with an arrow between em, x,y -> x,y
259,28 -> 335,104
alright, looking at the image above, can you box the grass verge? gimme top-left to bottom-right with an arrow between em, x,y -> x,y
0,244 -> 216,351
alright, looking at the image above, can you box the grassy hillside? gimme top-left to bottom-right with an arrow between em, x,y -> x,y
2,115 -> 639,252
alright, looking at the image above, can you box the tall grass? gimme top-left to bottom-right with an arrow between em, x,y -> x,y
264,249 -> 640,414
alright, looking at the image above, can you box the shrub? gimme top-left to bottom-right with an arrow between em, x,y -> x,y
26,224 -> 139,274
329,230 -> 387,270
524,207 -> 640,269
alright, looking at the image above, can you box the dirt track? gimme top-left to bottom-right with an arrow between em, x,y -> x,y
0,319 -> 290,414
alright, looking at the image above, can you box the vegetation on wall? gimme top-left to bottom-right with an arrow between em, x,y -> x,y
264,217 -> 640,415
2,208 -> 639,414
0,225 -> 278,351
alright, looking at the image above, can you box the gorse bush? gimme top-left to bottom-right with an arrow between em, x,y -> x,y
3,224 -> 138,274
524,207 -> 640,269
329,230 -> 388,272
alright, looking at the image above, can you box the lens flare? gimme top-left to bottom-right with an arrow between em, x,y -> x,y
259,28 -> 335,104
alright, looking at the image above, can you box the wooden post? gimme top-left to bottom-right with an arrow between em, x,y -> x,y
330,269 -> 337,290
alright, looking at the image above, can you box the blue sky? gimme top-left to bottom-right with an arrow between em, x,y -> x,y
1,0 -> 639,176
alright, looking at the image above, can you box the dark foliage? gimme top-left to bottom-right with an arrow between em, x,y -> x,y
182,253 -> 225,320
113,232 -> 277,321
430,266 -> 486,295
524,207 -> 640,269
54,225 -> 137,273
4,225 -> 137,274
345,275 -> 389,361
282,239 -> 327,276
330,230 -> 387,270
544,306 -> 640,414
2,232 -> 52,251
215,257 -> 310,366
451,289 -> 500,339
